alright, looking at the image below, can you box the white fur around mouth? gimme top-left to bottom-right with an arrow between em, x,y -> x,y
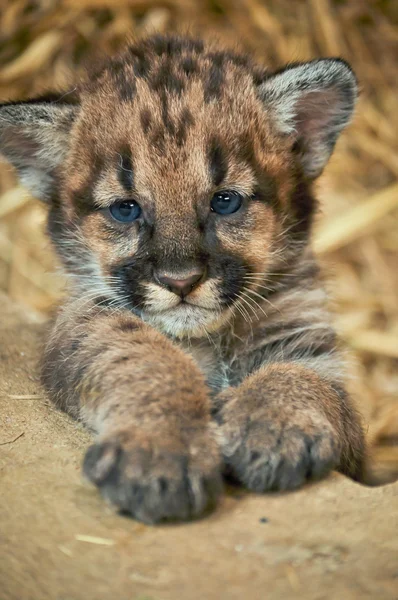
142,303 -> 223,338
146,301 -> 217,315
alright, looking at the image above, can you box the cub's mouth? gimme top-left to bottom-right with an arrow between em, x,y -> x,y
140,277 -> 230,338
142,302 -> 226,338
137,276 -> 231,338
145,300 -> 219,312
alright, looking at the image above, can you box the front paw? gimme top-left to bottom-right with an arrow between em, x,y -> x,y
217,398 -> 341,492
83,426 -> 222,524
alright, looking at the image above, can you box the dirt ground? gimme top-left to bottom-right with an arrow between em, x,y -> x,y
0,292 -> 397,600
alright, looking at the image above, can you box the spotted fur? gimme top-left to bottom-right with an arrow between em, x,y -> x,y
0,35 -> 365,523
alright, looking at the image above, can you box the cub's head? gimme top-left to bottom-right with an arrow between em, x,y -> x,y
0,36 -> 357,338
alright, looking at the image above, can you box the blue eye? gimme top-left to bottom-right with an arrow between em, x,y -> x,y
210,190 -> 243,215
109,200 -> 141,222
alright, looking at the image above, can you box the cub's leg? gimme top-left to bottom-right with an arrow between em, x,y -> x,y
42,302 -> 222,523
215,362 -> 365,491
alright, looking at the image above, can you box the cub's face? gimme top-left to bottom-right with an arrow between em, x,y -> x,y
0,37 -> 357,337
63,58 -> 292,338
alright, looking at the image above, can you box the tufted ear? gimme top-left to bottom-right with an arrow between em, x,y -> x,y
258,58 -> 357,179
0,95 -> 78,201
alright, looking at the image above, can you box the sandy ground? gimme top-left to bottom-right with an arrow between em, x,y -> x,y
0,292 -> 397,600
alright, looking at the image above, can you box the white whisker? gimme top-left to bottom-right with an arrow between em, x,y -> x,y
241,289 -> 268,319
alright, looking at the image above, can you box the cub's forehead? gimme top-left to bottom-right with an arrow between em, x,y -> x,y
76,38 -> 271,150
85,37 -> 263,106
66,38 -> 285,203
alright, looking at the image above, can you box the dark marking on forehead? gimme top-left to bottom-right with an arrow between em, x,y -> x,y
118,149 -> 134,192
108,59 -> 136,102
129,47 -> 151,79
116,77 -> 136,102
159,90 -> 175,137
180,56 -> 199,76
204,52 -> 225,103
71,156 -> 104,217
175,107 -> 195,147
146,53 -> 190,145
150,58 -> 185,96
151,125 -> 166,153
233,133 -> 278,207
152,36 -> 184,56
140,108 -> 152,134
133,58 -> 150,79
235,133 -> 256,165
208,137 -> 228,186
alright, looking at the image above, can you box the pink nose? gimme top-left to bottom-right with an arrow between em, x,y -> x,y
155,270 -> 205,297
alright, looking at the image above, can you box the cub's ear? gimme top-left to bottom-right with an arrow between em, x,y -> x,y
258,58 -> 357,179
0,95 -> 79,201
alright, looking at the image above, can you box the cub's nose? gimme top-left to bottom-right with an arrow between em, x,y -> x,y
155,269 -> 205,297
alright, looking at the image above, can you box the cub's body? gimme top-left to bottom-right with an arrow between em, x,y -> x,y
0,36 -> 364,523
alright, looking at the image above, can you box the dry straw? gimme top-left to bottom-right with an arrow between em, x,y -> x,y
0,0 -> 397,484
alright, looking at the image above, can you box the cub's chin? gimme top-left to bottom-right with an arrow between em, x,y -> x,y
142,303 -> 227,339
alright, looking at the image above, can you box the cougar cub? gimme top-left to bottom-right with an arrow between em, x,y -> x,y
0,35 -> 365,523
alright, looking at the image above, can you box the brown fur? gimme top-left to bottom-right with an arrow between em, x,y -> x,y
0,35 -> 365,523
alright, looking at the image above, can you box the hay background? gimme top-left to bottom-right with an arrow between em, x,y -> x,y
0,0 -> 397,484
